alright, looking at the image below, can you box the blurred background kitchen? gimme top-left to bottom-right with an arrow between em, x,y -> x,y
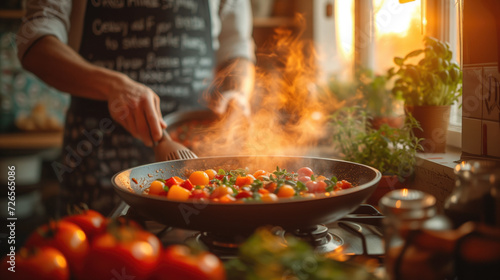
0,0 -> 499,263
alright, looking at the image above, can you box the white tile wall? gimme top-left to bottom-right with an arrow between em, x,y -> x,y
484,119 -> 500,157
483,66 -> 500,122
462,67 -> 483,119
462,117 -> 483,155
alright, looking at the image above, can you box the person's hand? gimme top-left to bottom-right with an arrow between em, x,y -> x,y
208,90 -> 251,118
107,75 -> 167,147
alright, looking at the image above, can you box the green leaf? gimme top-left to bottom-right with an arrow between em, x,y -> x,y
438,70 -> 450,84
404,49 -> 423,60
163,185 -> 170,192
156,178 -> 166,183
296,181 -> 307,192
394,56 -> 404,66
218,169 -> 226,175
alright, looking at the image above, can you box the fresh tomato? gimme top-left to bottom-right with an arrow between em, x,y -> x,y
298,175 -> 311,183
210,186 -> 233,199
190,188 -> 210,200
167,185 -> 191,201
63,208 -> 106,242
264,182 -> 277,193
297,167 -> 314,177
83,224 -> 161,280
0,247 -> 69,280
219,194 -> 237,203
336,180 -> 353,189
277,185 -> 295,198
189,171 -> 210,186
235,190 -> 253,199
235,175 -> 254,187
204,169 -> 217,180
24,220 -> 89,277
305,181 -> 328,193
261,193 -> 278,202
149,180 -> 166,196
253,170 -> 268,180
150,244 -> 225,280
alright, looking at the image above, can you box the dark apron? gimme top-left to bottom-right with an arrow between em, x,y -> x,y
59,0 -> 214,215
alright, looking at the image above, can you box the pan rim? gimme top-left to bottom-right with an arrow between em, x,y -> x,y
111,155 -> 382,206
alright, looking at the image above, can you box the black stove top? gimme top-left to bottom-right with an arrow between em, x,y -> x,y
110,203 -> 385,261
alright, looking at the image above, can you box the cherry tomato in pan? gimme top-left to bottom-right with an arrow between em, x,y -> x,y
189,171 -> 210,186
235,175 -> 254,187
190,188 -> 210,200
297,167 -> 314,177
204,169 -> 217,180
149,180 -> 167,196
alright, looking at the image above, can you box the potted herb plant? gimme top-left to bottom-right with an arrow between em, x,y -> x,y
357,68 -> 405,130
330,106 -> 423,204
389,36 -> 462,153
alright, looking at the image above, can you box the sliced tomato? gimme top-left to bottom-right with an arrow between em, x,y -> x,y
336,180 -> 353,189
165,176 -> 185,187
180,179 -> 195,191
150,244 -> 225,280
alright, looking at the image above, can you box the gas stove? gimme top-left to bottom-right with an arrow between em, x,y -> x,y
110,203 -> 385,262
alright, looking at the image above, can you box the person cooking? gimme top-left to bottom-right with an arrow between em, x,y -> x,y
16,0 -> 256,215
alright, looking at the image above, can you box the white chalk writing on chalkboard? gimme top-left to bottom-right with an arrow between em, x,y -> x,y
140,70 -> 175,83
83,0 -> 213,102
153,33 -> 180,50
146,52 -> 180,69
92,19 -> 129,36
162,0 -> 199,13
181,34 -> 207,53
127,0 -> 160,8
157,21 -> 173,34
90,0 -> 125,9
175,16 -> 205,30
122,36 -> 151,49
151,84 -> 191,97
116,56 -> 144,71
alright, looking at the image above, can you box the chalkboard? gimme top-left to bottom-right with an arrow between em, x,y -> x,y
79,0 -> 214,114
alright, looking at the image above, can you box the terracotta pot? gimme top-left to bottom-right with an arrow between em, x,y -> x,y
370,115 -> 405,130
405,105 -> 451,153
366,175 -> 407,207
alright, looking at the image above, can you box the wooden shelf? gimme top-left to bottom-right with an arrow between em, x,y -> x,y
253,17 -> 297,28
0,131 -> 63,150
0,9 -> 25,19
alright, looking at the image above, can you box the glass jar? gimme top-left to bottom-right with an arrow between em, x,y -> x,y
379,189 -> 452,280
444,160 -> 500,228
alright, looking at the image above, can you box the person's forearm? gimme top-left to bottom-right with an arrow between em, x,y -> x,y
20,35 -> 166,145
21,35 -> 125,101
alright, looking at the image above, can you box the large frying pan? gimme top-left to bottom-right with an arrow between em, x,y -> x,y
112,156 -> 381,235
